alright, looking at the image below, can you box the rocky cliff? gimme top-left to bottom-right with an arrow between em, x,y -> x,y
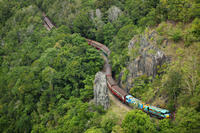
94,72 -> 110,110
119,31 -> 169,92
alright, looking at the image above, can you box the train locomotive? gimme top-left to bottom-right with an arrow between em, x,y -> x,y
86,39 -> 170,119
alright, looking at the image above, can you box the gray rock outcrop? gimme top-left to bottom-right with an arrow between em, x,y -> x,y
120,31 -> 169,92
108,6 -> 122,22
96,9 -> 102,19
94,72 -> 110,110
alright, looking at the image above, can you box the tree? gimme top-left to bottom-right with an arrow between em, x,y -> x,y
174,107 -> 200,133
103,22 -> 116,45
164,69 -> 182,112
73,11 -> 94,37
101,113 -> 117,133
182,56 -> 200,96
42,66 -> 57,90
125,0 -> 159,24
159,119 -> 175,133
85,127 -> 104,133
122,110 -> 156,133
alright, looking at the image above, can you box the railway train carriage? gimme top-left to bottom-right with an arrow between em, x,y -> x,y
106,75 -> 116,87
43,13 -> 171,119
87,39 -> 110,56
105,63 -> 112,76
86,38 -> 171,119
111,85 -> 128,103
106,75 -> 128,103
125,95 -> 142,109
126,95 -> 170,118
143,105 -> 170,118
43,13 -> 55,30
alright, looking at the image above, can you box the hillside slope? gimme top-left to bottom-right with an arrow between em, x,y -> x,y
0,0 -> 200,133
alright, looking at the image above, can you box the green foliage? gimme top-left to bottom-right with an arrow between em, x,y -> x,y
1,0 -> 200,132
73,11 -> 94,37
158,0 -> 200,22
130,75 -> 152,98
112,125 -> 123,133
168,27 -> 182,42
125,0 -> 159,24
164,70 -> 182,111
183,18 -> 200,46
138,8 -> 158,27
101,113 -> 118,133
122,110 -> 156,133
103,22 -> 116,45
0,4 -> 103,132
191,18 -> 200,40
156,22 -> 168,35
95,0 -> 119,13
174,107 -> 200,133
85,127 -> 104,133
158,119 -> 175,133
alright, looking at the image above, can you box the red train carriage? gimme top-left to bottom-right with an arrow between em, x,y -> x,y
106,75 -> 117,88
105,64 -> 112,75
110,85 -> 128,103
86,38 -> 171,119
86,39 -> 110,56
106,75 -> 128,103
44,17 -> 54,29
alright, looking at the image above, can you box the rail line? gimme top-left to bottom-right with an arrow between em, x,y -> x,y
43,15 -> 171,119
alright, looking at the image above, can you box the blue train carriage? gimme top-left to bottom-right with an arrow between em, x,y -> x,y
126,95 -> 143,109
126,95 -> 170,118
143,105 -> 170,118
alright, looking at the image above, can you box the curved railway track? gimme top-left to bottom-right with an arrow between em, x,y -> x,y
43,15 -> 171,119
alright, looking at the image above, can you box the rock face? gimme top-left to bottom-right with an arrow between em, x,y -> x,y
96,9 -> 102,19
94,72 -> 110,110
120,31 -> 169,92
108,6 -> 122,22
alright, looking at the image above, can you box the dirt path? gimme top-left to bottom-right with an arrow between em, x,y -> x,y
108,90 -> 132,111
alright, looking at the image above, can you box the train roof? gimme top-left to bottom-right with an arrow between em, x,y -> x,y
126,95 -> 133,99
105,64 -> 112,75
148,105 -> 169,113
86,39 -> 110,55
126,95 -> 141,103
126,95 -> 170,113
112,85 -> 128,97
107,76 -> 117,86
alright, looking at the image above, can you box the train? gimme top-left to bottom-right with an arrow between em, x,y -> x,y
87,39 -> 170,119
43,13 -> 55,30
43,16 -> 170,119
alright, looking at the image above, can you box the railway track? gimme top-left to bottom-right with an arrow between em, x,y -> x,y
43,15 -> 171,119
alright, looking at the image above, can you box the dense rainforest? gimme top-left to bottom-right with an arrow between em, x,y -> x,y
0,0 -> 200,133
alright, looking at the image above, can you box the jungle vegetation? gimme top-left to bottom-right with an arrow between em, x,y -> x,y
0,0 -> 200,133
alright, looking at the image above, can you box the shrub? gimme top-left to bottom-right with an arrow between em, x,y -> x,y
191,18 -> 200,40
183,18 -> 200,47
156,22 -> 168,35
183,32 -> 197,47
156,35 -> 165,45
168,28 -> 182,42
